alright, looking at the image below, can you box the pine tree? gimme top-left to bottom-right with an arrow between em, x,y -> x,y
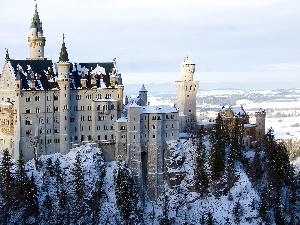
206,212 -> 214,225
0,149 -> 14,225
194,126 -> 209,195
209,113 -> 227,181
229,119 -> 242,163
46,157 -> 54,177
71,153 -> 85,223
24,173 -> 39,224
40,193 -> 53,224
115,162 -> 138,224
56,188 -> 70,225
250,150 -> 263,182
15,153 -> 31,223
160,193 -> 171,225
233,200 -> 243,224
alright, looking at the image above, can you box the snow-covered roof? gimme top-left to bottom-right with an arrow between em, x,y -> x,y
231,106 -> 246,116
93,99 -> 117,102
244,124 -> 256,128
116,117 -> 128,123
180,56 -> 194,65
0,101 -> 13,106
140,105 -> 177,114
255,108 -> 266,113
127,101 -> 140,108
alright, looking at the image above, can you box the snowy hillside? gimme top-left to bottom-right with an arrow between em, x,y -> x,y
0,136 -> 298,224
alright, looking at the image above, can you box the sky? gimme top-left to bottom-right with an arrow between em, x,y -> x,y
0,0 -> 300,84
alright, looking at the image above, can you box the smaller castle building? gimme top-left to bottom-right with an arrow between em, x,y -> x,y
220,106 -> 266,147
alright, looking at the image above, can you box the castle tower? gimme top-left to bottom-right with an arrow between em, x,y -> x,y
27,4 -> 46,60
255,108 -> 266,144
56,34 -> 71,154
175,56 -> 199,127
147,112 -> 164,201
126,102 -> 142,192
139,84 -> 148,106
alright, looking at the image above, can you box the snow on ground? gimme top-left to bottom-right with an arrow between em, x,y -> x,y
292,157 -> 300,173
266,117 -> 300,139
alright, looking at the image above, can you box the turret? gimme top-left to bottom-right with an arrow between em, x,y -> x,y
255,108 -> 266,144
27,4 -> 46,60
56,34 -> 71,154
175,56 -> 199,127
180,56 -> 195,81
139,84 -> 148,106
5,48 -> 10,61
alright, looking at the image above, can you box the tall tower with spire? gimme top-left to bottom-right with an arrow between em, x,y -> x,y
175,56 -> 199,131
57,34 -> 71,154
27,4 -> 46,60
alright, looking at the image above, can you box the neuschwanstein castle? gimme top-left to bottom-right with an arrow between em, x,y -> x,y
0,5 -> 265,200
0,5 -> 199,200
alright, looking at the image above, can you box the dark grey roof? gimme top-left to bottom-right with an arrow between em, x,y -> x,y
9,59 -> 56,90
59,35 -> 69,62
8,60 -> 118,90
70,62 -> 115,89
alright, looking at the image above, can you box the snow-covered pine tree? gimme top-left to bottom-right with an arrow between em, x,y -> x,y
45,157 -> 54,177
0,149 -> 14,225
56,188 -> 70,225
40,193 -> 53,224
24,173 -> 39,224
71,153 -> 85,223
209,113 -> 227,181
115,162 -> 139,224
232,200 -> 243,224
193,126 -> 209,195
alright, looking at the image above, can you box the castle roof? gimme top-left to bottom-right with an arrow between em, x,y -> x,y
59,34 -> 69,62
9,59 -> 56,90
7,59 -> 119,90
140,105 -> 177,114
221,106 -> 247,118
180,56 -> 194,65
140,84 -> 147,92
31,4 -> 43,32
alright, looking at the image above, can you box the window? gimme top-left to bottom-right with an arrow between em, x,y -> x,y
35,96 -> 40,101
54,95 -> 58,100
47,96 -> 51,101
88,116 -> 92,121
26,109 -> 31,113
153,134 -> 156,138
88,106 -> 91,110
152,125 -> 155,129
36,107 -> 40,113
26,97 -> 30,102
54,107 -> 59,112
25,120 -> 32,125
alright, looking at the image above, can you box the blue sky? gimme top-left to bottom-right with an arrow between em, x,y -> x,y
0,0 -> 300,84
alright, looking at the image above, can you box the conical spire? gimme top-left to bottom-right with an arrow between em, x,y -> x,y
30,4 -> 42,32
59,33 -> 69,62
5,48 -> 10,60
